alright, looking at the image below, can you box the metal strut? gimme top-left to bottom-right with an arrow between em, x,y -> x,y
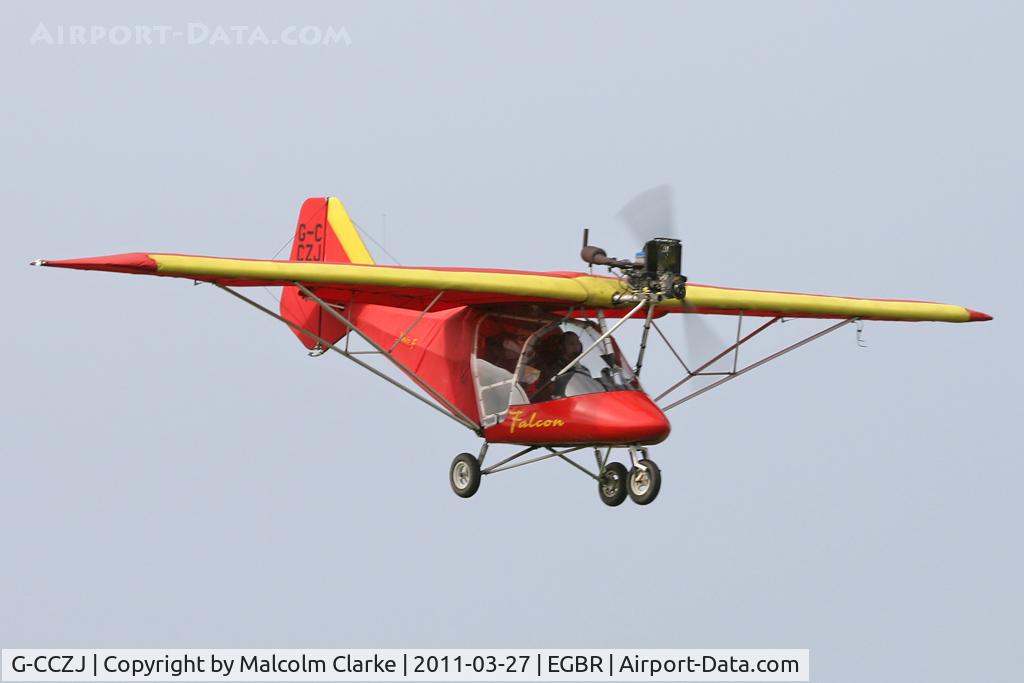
732,312 -> 744,373
555,298 -> 647,377
550,447 -> 599,480
480,445 -> 589,476
633,301 -> 657,377
217,285 -> 480,433
294,282 -> 480,430
651,319 -> 694,374
659,318 -> 856,411
388,289 -> 444,352
655,317 -> 782,402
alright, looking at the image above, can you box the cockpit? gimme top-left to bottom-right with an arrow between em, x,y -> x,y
473,315 -> 639,427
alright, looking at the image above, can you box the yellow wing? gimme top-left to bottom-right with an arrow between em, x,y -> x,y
32,253 -> 989,322
660,283 -> 992,323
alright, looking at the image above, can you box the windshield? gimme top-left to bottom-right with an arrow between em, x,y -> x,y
472,316 -> 639,427
515,320 -> 638,402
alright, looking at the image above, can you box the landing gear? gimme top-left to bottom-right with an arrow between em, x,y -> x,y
628,458 -> 661,505
449,443 -> 661,505
449,452 -> 481,498
598,462 -> 629,507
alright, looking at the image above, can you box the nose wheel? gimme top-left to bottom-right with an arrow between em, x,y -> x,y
627,458 -> 661,505
600,447 -> 662,505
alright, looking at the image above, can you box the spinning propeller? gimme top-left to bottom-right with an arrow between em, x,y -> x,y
617,184 -> 676,244
582,185 -> 726,369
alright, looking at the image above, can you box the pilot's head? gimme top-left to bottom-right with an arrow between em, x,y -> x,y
561,331 -> 583,359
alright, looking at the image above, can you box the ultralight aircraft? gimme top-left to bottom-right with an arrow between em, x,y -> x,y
33,192 -> 991,505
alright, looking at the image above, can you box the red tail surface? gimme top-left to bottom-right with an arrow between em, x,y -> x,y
279,197 -> 375,349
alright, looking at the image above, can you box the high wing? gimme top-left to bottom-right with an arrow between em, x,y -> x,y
34,251 -> 990,323
662,283 -> 992,323
32,252 -> 619,309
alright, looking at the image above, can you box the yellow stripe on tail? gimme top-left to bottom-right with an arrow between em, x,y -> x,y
327,197 -> 374,265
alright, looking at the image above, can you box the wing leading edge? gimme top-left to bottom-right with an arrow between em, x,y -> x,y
32,252 -> 991,323
666,283 -> 992,323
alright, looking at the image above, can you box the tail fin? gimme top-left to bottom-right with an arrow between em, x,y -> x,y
280,197 -> 374,349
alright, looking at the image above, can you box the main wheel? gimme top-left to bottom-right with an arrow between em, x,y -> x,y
628,459 -> 661,505
449,452 -> 481,498
598,462 -> 629,507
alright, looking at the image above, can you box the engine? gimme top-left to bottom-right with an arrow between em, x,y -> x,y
581,237 -> 687,303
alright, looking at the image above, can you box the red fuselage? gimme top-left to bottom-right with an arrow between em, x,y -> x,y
343,303 -> 671,447
483,391 -> 671,447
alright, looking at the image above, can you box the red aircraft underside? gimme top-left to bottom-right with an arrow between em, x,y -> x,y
483,392 -> 671,446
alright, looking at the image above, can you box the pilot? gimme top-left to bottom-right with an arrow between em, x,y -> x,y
551,331 -> 605,398
485,329 -> 531,373
526,330 -> 566,402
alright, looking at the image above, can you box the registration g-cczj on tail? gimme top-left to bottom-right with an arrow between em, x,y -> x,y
33,193 -> 991,506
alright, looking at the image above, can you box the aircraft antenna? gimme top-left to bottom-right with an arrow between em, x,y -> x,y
583,228 -> 592,273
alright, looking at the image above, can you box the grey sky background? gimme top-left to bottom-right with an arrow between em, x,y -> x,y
1,1 -> 1020,681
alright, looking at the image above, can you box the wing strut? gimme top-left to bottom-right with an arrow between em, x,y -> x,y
656,318 -> 856,411
656,317 -> 782,401
218,284 -> 481,433
387,290 -> 445,352
294,283 -> 480,430
634,301 -> 658,377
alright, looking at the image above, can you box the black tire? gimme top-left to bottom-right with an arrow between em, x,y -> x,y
627,458 -> 661,505
598,462 -> 629,507
449,452 -> 481,498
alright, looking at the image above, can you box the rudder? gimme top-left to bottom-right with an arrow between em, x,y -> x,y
279,197 -> 374,349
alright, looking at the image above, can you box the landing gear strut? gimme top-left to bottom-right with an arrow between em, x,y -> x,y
623,445 -> 661,505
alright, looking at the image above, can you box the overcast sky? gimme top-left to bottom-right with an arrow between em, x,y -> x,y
2,2 -> 1020,681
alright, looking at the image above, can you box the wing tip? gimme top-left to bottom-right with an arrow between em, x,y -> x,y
29,253 -> 159,273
